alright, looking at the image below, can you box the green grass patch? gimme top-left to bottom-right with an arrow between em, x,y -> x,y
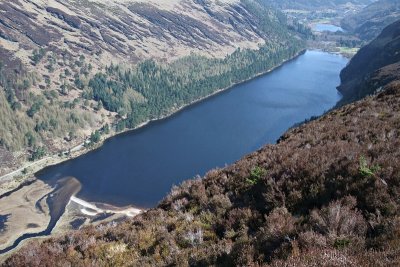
246,166 -> 266,185
359,156 -> 381,177
338,47 -> 359,54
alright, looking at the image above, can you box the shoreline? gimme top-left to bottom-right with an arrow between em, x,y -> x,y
0,177 -> 142,259
1,48 -> 307,192
70,196 -> 142,217
101,49 -> 308,139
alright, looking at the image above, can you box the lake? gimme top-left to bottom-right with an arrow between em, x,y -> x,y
313,23 -> 344,32
37,51 -> 348,208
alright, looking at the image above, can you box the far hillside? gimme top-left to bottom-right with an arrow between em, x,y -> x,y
341,0 -> 400,41
259,0 -> 375,10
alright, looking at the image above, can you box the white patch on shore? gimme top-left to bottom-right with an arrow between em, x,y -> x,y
70,196 -> 142,217
80,208 -> 98,216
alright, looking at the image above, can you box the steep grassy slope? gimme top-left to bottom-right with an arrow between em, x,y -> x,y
4,35 -> 400,267
341,0 -> 400,41
0,0 -> 304,75
0,0 -> 269,67
338,19 -> 400,104
0,0 -> 306,170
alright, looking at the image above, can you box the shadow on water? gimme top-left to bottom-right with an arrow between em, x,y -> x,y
0,177 -> 81,254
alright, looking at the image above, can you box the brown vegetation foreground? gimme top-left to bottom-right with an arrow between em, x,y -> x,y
4,82 -> 400,266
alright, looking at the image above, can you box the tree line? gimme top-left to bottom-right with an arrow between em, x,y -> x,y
85,40 -> 305,132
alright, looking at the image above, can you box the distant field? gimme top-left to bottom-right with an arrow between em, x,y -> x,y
338,46 -> 359,54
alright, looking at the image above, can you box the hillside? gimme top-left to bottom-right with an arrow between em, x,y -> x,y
4,26 -> 400,266
259,0 -> 374,10
0,0 -> 305,175
341,0 -> 400,41
0,0 -> 268,68
338,19 -> 400,104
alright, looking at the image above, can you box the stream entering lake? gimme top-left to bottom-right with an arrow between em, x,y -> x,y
37,51 -> 348,208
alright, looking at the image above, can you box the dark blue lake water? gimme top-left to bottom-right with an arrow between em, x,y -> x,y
37,51 -> 348,208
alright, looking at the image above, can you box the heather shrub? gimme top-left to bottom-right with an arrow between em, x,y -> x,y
230,238 -> 256,266
263,207 -> 297,239
309,197 -> 367,249
298,230 -> 327,250
256,207 -> 297,260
